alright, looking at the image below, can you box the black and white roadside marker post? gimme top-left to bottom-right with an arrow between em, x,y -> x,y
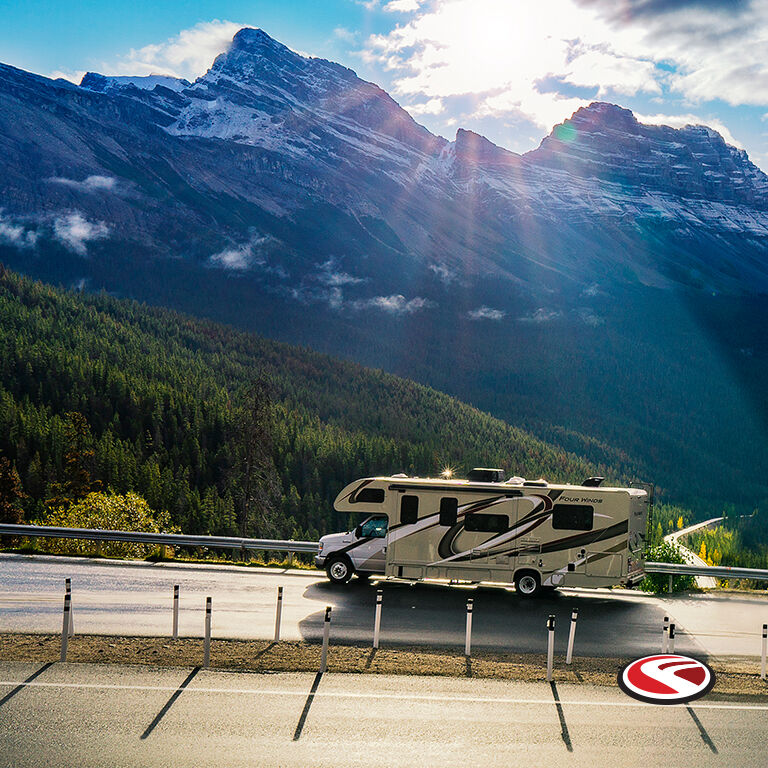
60,591 -> 71,662
761,623 -> 767,681
662,615 -> 669,653
172,585 -> 179,640
465,598 -> 474,657
565,608 -> 578,664
546,614 -> 555,682
668,622 -> 676,653
320,606 -> 332,673
373,590 -> 383,649
274,586 -> 284,642
65,578 -> 74,638
203,596 -> 212,668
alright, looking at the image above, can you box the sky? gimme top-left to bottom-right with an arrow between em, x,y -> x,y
1,0 -> 767,168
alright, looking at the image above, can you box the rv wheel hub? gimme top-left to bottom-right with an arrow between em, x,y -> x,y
331,561 -> 348,579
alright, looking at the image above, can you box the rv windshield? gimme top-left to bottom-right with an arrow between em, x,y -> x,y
359,516 -> 388,538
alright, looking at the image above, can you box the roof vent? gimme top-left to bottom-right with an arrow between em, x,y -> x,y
467,468 -> 505,483
582,476 -> 605,487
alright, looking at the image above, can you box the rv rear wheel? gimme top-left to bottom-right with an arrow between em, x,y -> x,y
515,571 -> 541,598
326,556 -> 354,584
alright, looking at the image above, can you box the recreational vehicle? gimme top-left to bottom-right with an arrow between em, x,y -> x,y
316,469 -> 648,597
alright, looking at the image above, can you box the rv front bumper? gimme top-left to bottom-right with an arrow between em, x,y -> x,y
314,555 -> 325,568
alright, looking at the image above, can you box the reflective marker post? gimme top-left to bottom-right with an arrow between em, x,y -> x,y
565,608 -> 578,664
65,578 -> 74,637
373,590 -> 383,649
761,623 -> 767,681
320,606 -> 332,673
274,586 -> 284,642
203,596 -> 212,668
60,592 -> 71,662
669,622 -> 676,653
546,614 -> 555,682
465,598 -> 474,657
172,585 -> 179,640
662,615 -> 669,653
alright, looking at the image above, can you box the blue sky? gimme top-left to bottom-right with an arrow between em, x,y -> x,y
2,0 -> 767,167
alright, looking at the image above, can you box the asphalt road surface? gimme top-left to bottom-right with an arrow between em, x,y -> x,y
1,661 -> 767,768
1,554 -> 766,659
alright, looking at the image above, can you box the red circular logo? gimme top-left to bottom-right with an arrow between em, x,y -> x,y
618,655 -> 716,704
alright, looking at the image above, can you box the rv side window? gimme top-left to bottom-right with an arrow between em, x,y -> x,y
465,512 -> 508,533
401,495 -> 419,524
552,504 -> 593,531
354,488 -> 385,504
439,497 -> 458,526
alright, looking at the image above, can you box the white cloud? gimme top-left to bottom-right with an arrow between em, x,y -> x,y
48,69 -> 87,84
105,20 -> 242,81
363,0 -> 768,131
352,294 -> 435,313
575,307 -> 603,326
317,258 -> 365,286
406,97 -> 444,116
385,0 -> 423,11
333,27 -> 357,43
429,263 -> 456,283
467,306 -> 505,321
49,175 -> 119,192
0,211 -> 38,248
209,234 -> 273,271
519,307 -> 562,324
53,212 -> 109,255
635,112 -> 743,149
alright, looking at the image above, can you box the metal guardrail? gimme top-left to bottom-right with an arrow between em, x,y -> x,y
0,523 -> 319,554
645,561 -> 768,582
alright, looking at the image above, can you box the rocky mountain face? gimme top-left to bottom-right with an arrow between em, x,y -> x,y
0,27 -> 767,512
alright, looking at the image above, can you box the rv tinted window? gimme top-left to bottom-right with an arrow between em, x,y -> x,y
552,504 -> 593,531
401,495 -> 419,524
355,488 -> 385,504
465,512 -> 508,533
439,497 -> 458,526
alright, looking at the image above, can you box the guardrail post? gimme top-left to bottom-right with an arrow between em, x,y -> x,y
668,622 -> 676,653
203,596 -> 212,668
761,623 -> 767,681
60,591 -> 71,662
662,615 -> 669,653
65,578 -> 74,637
274,586 -> 283,642
320,606 -> 332,673
373,590 -> 383,649
465,598 -> 474,657
565,608 -> 578,664
668,574 -> 673,594
546,614 -> 555,681
172,585 -> 179,639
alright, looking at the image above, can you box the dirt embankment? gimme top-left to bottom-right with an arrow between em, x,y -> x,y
2,633 -> 766,701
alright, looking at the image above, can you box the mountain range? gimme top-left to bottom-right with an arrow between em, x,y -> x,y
0,27 -> 766,515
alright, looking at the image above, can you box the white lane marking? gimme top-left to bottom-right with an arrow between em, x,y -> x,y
0,679 -> 766,711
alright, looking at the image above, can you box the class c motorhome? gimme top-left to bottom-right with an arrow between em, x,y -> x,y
315,469 -> 649,597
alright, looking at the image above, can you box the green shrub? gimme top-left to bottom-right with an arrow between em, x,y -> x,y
34,491 -> 177,558
641,541 -> 696,594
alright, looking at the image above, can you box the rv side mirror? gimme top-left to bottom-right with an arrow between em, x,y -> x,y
355,524 -> 363,538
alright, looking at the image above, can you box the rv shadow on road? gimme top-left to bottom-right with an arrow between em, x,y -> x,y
297,579 -> 701,658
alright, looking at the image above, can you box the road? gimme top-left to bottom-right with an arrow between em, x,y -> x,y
1,661 -> 766,767
1,554 -> 767,659
665,518 -> 724,589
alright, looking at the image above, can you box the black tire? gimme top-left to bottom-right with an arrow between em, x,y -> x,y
326,556 -> 354,584
515,571 -> 542,598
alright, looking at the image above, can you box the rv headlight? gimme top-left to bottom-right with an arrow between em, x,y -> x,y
318,541 -> 324,553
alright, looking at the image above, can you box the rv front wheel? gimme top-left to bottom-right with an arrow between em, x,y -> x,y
326,556 -> 354,584
515,571 -> 541,598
